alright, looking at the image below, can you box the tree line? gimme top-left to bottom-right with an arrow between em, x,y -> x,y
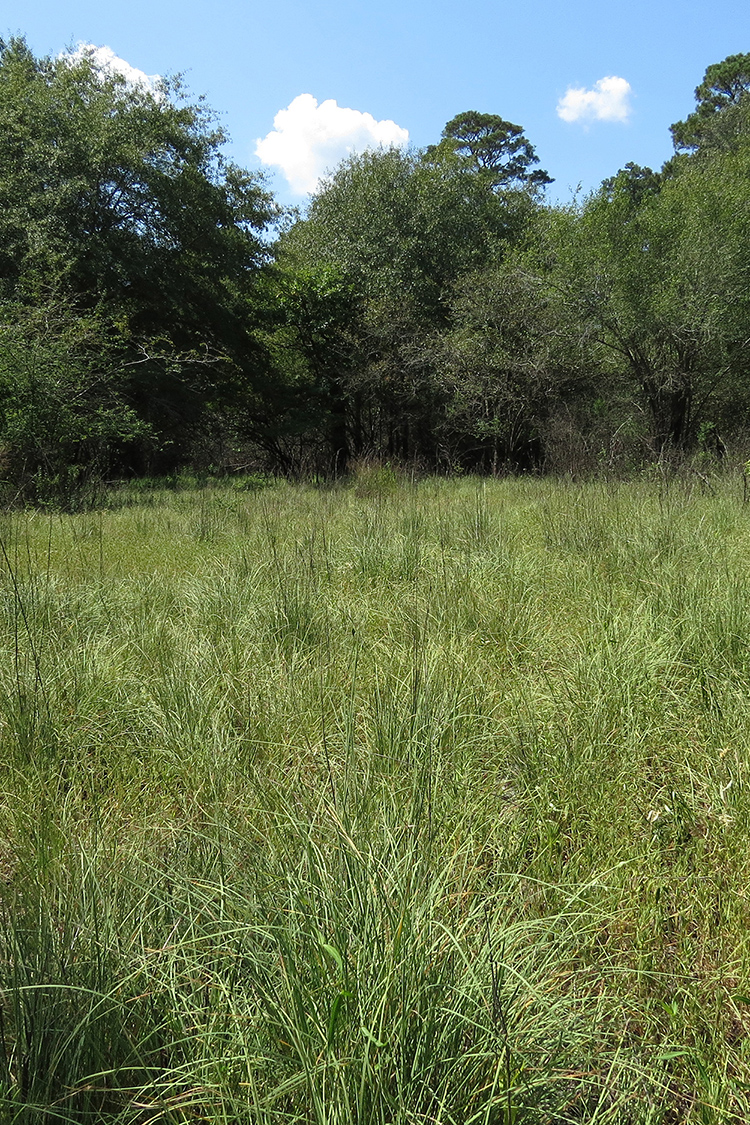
0,36 -> 748,502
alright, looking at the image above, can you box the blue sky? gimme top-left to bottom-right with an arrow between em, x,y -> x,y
7,0 -> 750,208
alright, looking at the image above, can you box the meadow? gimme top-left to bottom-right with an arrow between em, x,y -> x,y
0,469 -> 749,1122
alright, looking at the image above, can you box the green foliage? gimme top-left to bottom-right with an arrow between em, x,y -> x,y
537,137 -> 750,453
0,38 -> 275,327
2,38 -> 750,481
0,36 -> 278,484
424,109 -> 552,189
292,146 -> 524,315
671,52 -> 750,153
251,262 -> 358,472
282,146 -> 542,467
429,242 -> 578,469
0,301 -> 151,505
272,60 -> 750,471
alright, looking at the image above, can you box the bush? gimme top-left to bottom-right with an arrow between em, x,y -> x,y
0,301 -> 152,507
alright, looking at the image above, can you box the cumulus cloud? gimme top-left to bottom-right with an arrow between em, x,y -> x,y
557,76 -> 632,124
62,43 -> 161,94
256,94 -> 409,195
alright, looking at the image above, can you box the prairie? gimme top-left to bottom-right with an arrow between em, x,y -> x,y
0,471 -> 749,1122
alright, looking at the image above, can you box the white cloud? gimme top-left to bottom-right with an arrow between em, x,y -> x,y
557,76 -> 632,124
255,94 -> 409,195
62,43 -> 162,95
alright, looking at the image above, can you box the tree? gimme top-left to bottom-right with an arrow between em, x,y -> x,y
424,111 -> 552,190
600,162 -> 661,206
280,145 -> 538,466
291,147 -> 521,315
0,37 -> 277,471
0,300 -> 151,505
430,255 -> 569,470
670,53 -> 750,153
250,262 -> 359,474
544,147 -> 750,454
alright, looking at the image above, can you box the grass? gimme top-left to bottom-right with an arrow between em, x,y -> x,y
0,472 -> 749,1121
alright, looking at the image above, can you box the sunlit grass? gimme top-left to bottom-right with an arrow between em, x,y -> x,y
0,472 -> 749,1121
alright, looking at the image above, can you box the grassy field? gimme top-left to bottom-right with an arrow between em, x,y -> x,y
1,469 -> 750,1122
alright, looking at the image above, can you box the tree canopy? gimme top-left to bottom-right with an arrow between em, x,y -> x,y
424,110 -> 552,189
670,52 -> 750,153
1,39 -> 749,494
0,38 -> 275,335
274,140 -> 544,467
0,36 -> 278,483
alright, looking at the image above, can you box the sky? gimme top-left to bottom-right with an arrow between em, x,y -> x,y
6,0 -> 750,209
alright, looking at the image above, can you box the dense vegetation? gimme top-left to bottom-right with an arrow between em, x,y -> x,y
3,35 -> 750,1122
0,38 -> 749,499
1,473 -> 750,1121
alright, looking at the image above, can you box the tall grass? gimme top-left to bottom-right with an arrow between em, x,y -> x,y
0,473 -> 748,1120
